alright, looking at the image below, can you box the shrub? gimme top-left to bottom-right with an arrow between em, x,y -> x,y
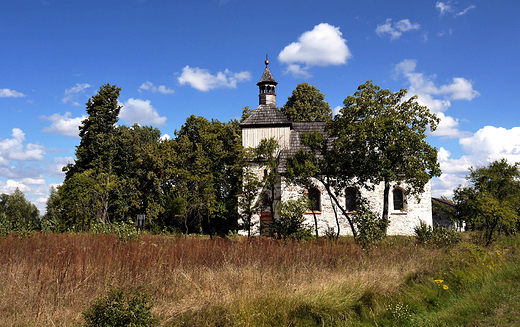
272,197 -> 313,239
354,206 -> 386,248
83,287 -> 157,327
414,220 -> 461,246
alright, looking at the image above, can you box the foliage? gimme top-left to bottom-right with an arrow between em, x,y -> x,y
238,164 -> 262,237
0,188 -> 40,234
353,206 -> 387,248
454,158 -> 520,245
414,220 -> 461,246
165,116 -> 243,234
83,287 -> 157,327
90,219 -> 140,242
281,82 -> 332,122
272,197 -> 313,239
64,84 -> 122,179
49,85 -> 244,234
253,138 -> 283,225
332,81 -> 441,232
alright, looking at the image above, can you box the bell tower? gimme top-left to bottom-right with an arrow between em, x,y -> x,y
257,58 -> 278,106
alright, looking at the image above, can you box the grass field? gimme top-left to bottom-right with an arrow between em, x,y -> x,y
0,232 -> 519,326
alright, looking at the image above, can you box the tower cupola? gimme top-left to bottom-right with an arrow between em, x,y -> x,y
257,59 -> 278,106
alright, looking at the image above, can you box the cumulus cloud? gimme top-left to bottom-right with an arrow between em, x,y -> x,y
62,83 -> 91,105
432,126 -> 520,197
0,128 -> 45,167
394,59 -> 479,138
376,19 -> 420,40
139,81 -> 175,94
0,88 -> 26,98
119,98 -> 167,126
40,112 -> 86,138
178,66 -> 251,92
278,23 -> 352,78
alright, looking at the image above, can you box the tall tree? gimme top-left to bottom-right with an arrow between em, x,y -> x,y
64,84 -> 121,180
454,159 -> 520,245
332,81 -> 441,232
281,83 -> 332,122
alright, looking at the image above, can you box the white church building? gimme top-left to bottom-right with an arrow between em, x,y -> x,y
239,61 -> 433,236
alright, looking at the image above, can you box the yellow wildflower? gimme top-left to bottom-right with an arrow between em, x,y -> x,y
443,284 -> 449,290
496,250 -> 501,256
434,279 -> 443,286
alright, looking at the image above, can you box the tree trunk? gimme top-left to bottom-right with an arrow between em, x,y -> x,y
382,177 -> 390,234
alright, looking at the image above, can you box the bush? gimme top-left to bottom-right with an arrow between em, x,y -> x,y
354,206 -> 387,248
414,220 -> 461,246
272,197 -> 313,239
90,219 -> 140,242
83,287 -> 157,327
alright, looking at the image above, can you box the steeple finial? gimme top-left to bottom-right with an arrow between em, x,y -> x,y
265,54 -> 269,67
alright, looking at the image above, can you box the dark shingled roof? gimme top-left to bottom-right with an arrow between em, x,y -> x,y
257,66 -> 277,86
288,122 -> 327,155
278,121 -> 328,172
240,104 -> 291,127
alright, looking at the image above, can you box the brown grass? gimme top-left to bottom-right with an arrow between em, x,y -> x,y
0,233 -> 444,326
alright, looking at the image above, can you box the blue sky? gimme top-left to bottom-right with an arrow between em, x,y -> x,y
1,0 -> 519,213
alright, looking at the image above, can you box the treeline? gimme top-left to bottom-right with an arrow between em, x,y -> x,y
1,82 -> 444,239
40,85 -> 243,234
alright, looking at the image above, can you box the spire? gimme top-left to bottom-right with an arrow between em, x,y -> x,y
257,58 -> 277,106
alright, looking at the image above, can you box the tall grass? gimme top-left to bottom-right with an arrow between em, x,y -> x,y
0,232 -> 517,326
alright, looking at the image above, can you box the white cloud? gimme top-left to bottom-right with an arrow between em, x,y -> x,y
139,81 -> 175,94
459,126 -> 520,164
62,83 -> 91,105
432,126 -> 520,197
0,88 -> 26,98
40,112 -> 86,138
119,98 -> 167,126
0,128 -> 45,167
455,5 -> 475,17
0,180 -> 31,193
376,19 -> 420,40
436,1 -> 453,15
178,66 -> 251,92
394,59 -> 479,138
278,23 -> 352,77
436,2 -> 475,17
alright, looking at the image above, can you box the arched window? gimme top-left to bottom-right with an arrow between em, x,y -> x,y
393,188 -> 405,211
308,187 -> 321,212
345,187 -> 358,212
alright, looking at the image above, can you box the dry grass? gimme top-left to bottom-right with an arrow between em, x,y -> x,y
0,233 -> 444,326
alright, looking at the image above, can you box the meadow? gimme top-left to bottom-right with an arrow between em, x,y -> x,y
1,232 -> 519,326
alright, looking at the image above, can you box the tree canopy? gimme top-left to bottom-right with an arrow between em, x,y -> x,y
281,83 -> 332,122
331,81 -> 441,230
454,159 -> 520,245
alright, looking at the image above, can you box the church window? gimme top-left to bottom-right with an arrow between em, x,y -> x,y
308,187 -> 321,212
345,187 -> 358,212
393,188 -> 405,211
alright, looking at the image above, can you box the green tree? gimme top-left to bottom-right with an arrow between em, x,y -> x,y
163,115 -> 243,234
332,81 -> 441,232
281,83 -> 332,122
286,130 -> 360,238
454,159 -> 520,245
64,84 -> 122,180
253,138 -> 283,234
238,162 -> 262,237
0,188 -> 40,231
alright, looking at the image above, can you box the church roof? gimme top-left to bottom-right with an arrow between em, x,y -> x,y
239,104 -> 291,127
257,66 -> 277,86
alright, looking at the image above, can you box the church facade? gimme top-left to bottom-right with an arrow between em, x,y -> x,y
239,61 -> 433,236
